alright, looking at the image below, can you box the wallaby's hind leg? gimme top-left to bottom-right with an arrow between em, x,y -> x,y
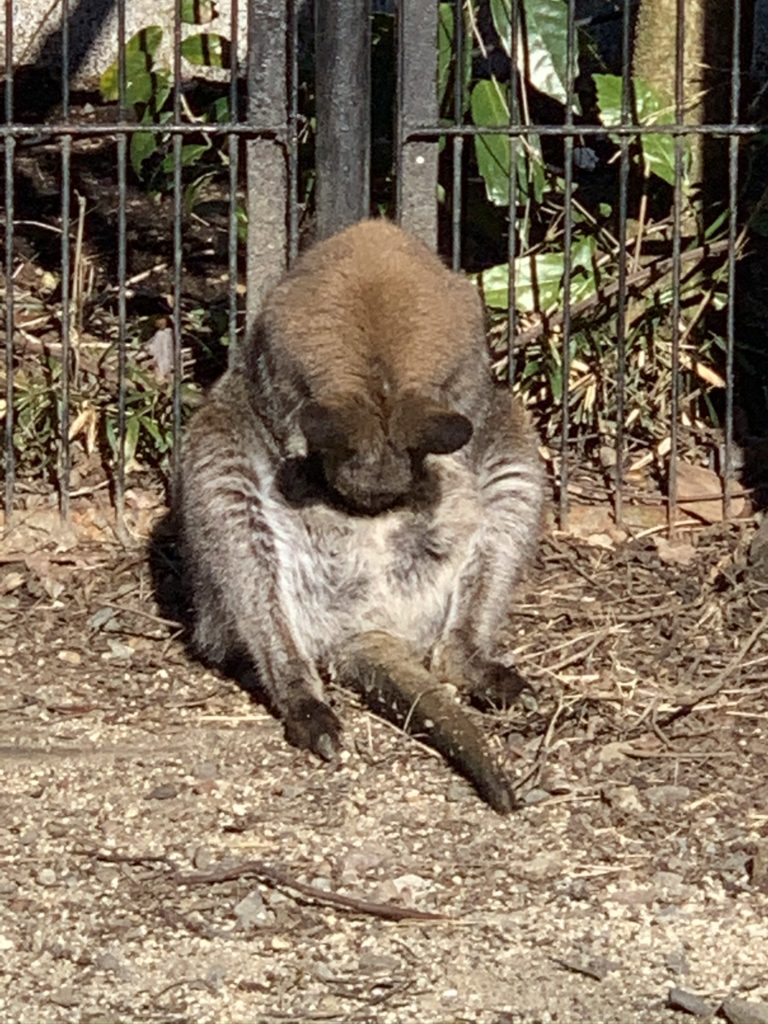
181,399 -> 343,763
433,392 -> 544,713
334,631 -> 515,814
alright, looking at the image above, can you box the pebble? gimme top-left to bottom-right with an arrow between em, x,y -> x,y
37,868 -> 56,886
234,891 -> 269,929
95,953 -> 122,973
721,997 -> 768,1024
57,649 -> 82,665
667,987 -> 716,1017
49,988 -> 79,1008
192,845 -> 213,870
145,783 -> 178,800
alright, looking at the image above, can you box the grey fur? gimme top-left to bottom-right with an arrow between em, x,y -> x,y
179,220 -> 545,811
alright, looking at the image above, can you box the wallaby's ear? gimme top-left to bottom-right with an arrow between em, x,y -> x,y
417,410 -> 473,454
393,395 -> 473,455
299,401 -> 348,451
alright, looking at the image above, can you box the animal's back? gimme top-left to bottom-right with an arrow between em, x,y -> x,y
259,219 -> 489,411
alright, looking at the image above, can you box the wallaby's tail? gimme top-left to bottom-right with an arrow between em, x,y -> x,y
335,631 -> 515,815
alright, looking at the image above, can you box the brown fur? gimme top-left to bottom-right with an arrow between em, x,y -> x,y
180,219 -> 545,812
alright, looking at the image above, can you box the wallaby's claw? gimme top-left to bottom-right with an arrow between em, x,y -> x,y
283,697 -> 343,761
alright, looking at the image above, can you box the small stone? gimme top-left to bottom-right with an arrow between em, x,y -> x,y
749,843 -> 768,891
445,779 -> 470,803
95,953 -> 122,973
0,934 -> 14,951
521,787 -> 549,805
667,988 -> 716,1017
145,783 -> 178,800
205,964 -> 227,991
358,952 -> 399,974
664,950 -> 690,976
192,845 -> 213,870
57,650 -> 82,665
270,936 -> 291,950
49,988 -> 80,1008
602,785 -> 645,815
234,890 -> 269,929
645,785 -> 691,808
102,639 -> 135,661
721,997 -> 768,1024
37,868 -> 56,887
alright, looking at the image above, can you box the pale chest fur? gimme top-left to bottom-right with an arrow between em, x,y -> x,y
261,456 -> 481,663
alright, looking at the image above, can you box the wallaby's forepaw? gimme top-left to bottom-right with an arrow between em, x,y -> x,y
466,659 -> 536,713
433,643 -> 536,713
283,697 -> 343,761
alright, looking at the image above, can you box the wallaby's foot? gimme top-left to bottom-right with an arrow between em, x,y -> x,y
433,643 -> 536,712
283,696 -> 343,761
466,659 -> 536,713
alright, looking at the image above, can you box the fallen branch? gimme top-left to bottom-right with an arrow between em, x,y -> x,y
175,859 -> 446,923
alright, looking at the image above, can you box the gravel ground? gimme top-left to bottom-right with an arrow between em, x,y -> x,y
1,502 -> 767,1024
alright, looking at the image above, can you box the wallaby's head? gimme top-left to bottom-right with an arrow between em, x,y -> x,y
300,393 -> 473,514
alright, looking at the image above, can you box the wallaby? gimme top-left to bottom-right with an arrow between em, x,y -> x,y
179,219 -> 544,813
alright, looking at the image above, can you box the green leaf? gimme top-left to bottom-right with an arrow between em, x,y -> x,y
180,32 -> 230,67
479,251 -> 568,313
491,0 -> 574,107
207,95 -> 232,123
99,27 -> 163,102
438,4 -> 453,109
181,0 -> 218,25
124,415 -> 140,466
130,131 -> 158,179
161,141 -> 211,174
470,80 -> 545,206
594,73 -> 686,186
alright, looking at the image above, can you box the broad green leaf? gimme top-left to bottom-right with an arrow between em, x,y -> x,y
480,242 -> 597,314
161,141 -> 211,174
207,95 -> 232,123
180,32 -> 230,67
593,73 -> 623,127
181,0 -> 217,25
594,73 -> 686,186
491,0 -> 574,107
470,80 -> 544,205
99,27 -> 163,102
130,131 -> 158,178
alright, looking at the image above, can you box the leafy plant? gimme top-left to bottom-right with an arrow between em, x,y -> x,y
99,8 -> 233,190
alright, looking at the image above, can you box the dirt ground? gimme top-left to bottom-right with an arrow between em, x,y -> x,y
0,498 -> 767,1024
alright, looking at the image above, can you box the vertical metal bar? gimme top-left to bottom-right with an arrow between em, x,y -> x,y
668,0 -> 686,534
287,0 -> 299,263
115,0 -> 128,525
58,0 -> 71,520
171,0 -> 183,486
315,0 -> 370,239
724,0 -> 741,520
558,0 -> 577,530
450,0 -> 463,270
246,0 -> 288,329
227,0 -> 240,367
614,0 -> 632,527
397,0 -> 438,248
3,0 -> 14,521
506,0 -> 519,386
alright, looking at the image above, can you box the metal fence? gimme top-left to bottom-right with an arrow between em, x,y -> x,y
1,0 -> 764,532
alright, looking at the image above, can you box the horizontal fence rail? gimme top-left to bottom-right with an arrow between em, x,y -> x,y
1,0 -> 764,539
